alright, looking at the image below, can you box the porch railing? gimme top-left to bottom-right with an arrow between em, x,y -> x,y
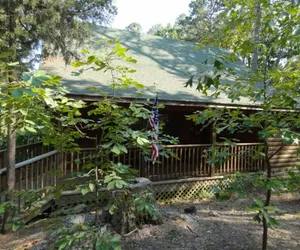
65,143 -> 264,181
0,143 -> 264,206
0,142 -> 53,169
0,150 -> 62,206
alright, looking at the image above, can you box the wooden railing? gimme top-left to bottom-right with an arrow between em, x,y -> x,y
0,150 -> 63,207
140,143 -> 264,181
0,142 -> 52,169
63,143 -> 264,181
0,143 -> 265,206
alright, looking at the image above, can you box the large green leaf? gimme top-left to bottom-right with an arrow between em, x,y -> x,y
11,89 -> 23,98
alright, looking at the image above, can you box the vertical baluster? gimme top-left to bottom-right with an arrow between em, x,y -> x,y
170,148 -> 174,178
17,169 -> 21,209
45,156 -> 49,186
199,147 -> 203,176
41,158 -> 44,189
138,149 -> 142,177
25,165 -> 28,190
227,146 -> 230,173
182,147 -> 185,177
179,147 -> 182,178
165,148 -> 168,179
158,150 -> 166,180
174,148 -> 177,178
187,147 -> 190,176
203,147 -> 207,175
196,146 -> 200,176
232,146 -> 236,172
70,152 -> 74,175
151,149 -> 156,181
30,163 -> 34,189
76,152 -> 80,172
36,160 -> 39,189
64,152 -> 68,175
191,147 -> 195,176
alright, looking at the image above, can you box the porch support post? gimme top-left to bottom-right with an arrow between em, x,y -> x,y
210,128 -> 217,177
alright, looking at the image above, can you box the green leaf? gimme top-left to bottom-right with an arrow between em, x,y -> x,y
25,126 -> 37,133
89,183 -> 95,192
0,205 -> 5,214
115,180 -> 123,189
0,51 -> 13,58
57,239 -> 69,250
102,142 -> 113,148
126,57 -> 137,63
254,198 -> 264,207
22,72 -> 31,81
137,204 -> 144,212
74,159 -> 81,165
25,119 -> 35,125
137,137 -> 149,146
71,71 -> 81,76
184,75 -> 194,88
12,221 -> 25,231
81,187 -> 89,195
107,181 -> 115,190
11,90 -> 23,98
81,49 -> 90,54
54,190 -> 61,198
118,144 -> 128,153
22,89 -> 37,96
87,55 -> 96,64
71,61 -> 85,67
111,145 -> 121,155
214,60 -> 224,70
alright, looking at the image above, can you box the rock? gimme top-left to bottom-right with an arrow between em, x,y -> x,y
184,206 -> 197,214
208,207 -> 221,217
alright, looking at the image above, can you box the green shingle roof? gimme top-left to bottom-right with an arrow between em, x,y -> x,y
41,26 -> 251,106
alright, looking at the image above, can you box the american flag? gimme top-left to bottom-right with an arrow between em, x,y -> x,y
149,94 -> 159,164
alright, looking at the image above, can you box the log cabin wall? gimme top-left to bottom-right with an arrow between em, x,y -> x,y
268,138 -> 300,176
75,103 -> 263,147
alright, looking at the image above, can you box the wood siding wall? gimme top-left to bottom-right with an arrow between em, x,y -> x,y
268,138 -> 300,176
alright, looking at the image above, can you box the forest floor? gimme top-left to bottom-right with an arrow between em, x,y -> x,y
0,193 -> 299,250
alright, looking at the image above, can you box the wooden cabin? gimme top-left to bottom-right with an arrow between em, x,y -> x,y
0,27 -> 298,204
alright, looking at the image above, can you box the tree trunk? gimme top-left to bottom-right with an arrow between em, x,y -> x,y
210,127 -> 217,177
7,124 -> 16,191
252,1 -> 261,71
1,124 -> 16,233
262,139 -> 272,250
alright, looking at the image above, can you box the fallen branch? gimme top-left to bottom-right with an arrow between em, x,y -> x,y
187,225 -> 198,236
124,228 -> 138,237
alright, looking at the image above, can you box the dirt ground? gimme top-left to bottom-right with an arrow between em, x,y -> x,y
0,193 -> 299,250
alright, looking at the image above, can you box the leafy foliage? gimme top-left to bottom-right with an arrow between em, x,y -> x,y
0,59 -> 85,151
125,22 -> 143,33
184,1 -> 299,249
148,0 -> 226,45
0,0 -> 117,67
49,221 -> 121,250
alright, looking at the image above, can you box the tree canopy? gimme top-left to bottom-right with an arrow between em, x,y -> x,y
148,0 -> 225,44
0,0 -> 117,67
125,22 -> 143,33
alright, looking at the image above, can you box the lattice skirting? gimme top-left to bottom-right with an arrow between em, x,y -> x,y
47,176 -> 230,210
152,176 -> 229,204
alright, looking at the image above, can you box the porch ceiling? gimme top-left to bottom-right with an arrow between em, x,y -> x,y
41,26 -> 254,107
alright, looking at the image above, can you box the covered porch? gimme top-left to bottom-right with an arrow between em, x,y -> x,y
1,138 -> 299,206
